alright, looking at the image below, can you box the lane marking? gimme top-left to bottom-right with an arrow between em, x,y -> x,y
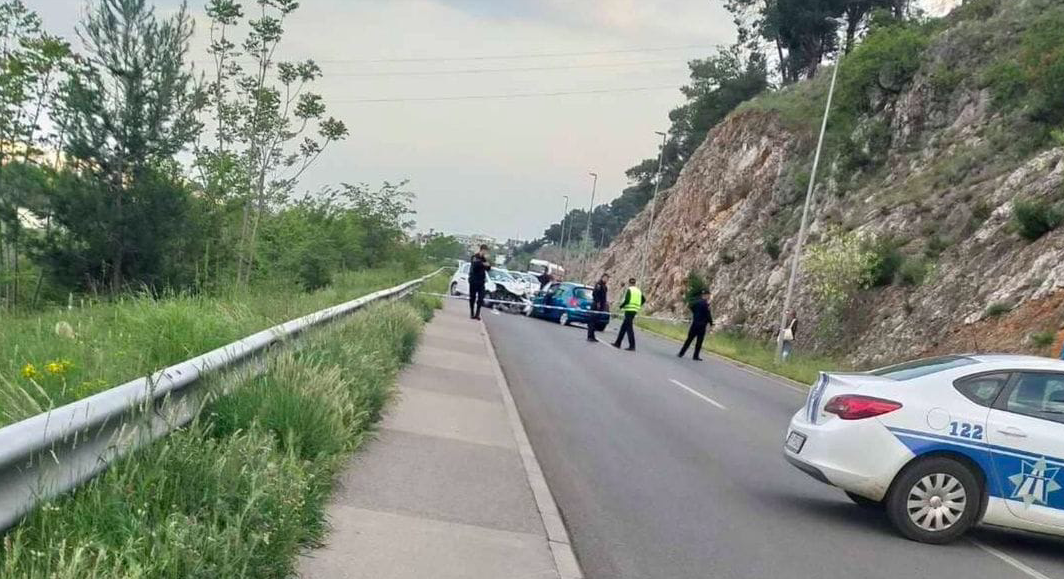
669,379 -> 727,411
969,539 -> 1054,579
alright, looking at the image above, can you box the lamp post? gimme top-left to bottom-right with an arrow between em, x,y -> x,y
640,130 -> 668,282
559,195 -> 570,261
775,38 -> 843,363
583,172 -> 598,279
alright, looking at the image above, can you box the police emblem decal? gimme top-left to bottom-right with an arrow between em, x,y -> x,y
1009,458 -> 1062,508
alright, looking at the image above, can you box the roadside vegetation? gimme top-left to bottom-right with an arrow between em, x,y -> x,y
0,297 -> 440,578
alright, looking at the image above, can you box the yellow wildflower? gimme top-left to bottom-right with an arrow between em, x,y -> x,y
21,363 -> 39,379
45,359 -> 74,375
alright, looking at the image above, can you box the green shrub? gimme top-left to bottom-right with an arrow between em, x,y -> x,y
925,234 -> 951,258
986,302 -> 1012,317
837,23 -> 933,114
1013,197 -> 1064,241
898,258 -> 930,286
763,235 -> 782,260
1031,330 -> 1056,349
971,199 -> 993,222
951,0 -> 1001,21
864,237 -> 904,287
684,270 -> 709,305
1020,8 -> 1064,124
982,61 -> 1028,110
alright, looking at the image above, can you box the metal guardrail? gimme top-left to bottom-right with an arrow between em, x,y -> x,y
0,269 -> 442,532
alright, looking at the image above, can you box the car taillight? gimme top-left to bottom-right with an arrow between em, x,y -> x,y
823,395 -> 902,420
568,297 -> 579,306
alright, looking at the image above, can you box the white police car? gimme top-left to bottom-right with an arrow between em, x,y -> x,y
785,354 -> 1064,544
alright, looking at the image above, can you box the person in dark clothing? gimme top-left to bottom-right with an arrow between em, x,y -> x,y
469,245 -> 491,320
537,270 -> 553,291
678,289 -> 714,360
612,278 -> 644,351
587,274 -> 609,343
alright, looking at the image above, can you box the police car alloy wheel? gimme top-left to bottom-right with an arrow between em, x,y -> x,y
885,456 -> 981,544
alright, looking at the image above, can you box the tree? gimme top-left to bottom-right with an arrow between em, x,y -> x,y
422,234 -> 465,261
49,0 -> 203,292
200,0 -> 349,289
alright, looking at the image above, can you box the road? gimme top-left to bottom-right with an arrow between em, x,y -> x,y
483,310 -> 1064,579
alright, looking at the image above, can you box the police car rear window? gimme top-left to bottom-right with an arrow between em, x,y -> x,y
573,288 -> 592,300
870,356 -> 977,381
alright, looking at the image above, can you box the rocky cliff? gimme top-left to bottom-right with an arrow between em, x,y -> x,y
593,2 -> 1064,368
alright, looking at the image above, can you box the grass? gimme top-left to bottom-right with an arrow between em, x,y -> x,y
0,266 -> 434,428
636,318 -> 845,385
0,297 -> 438,578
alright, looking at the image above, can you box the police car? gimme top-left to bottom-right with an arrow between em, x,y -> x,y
785,354 -> 1064,544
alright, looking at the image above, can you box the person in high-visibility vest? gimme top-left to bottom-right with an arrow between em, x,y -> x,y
612,277 -> 645,351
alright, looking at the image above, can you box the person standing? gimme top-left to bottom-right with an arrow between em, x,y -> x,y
587,273 -> 609,343
537,269 -> 553,291
677,289 -> 714,360
779,309 -> 798,361
612,278 -> 645,351
469,245 -> 491,320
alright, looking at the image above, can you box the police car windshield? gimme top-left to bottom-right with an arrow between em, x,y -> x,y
869,355 -> 977,381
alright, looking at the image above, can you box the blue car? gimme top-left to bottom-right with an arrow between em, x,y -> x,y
529,282 -> 609,331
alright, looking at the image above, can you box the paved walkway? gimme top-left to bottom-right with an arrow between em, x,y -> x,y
299,301 -> 580,579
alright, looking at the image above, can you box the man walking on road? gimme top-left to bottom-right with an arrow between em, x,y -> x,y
587,273 -> 609,343
469,244 -> 491,320
678,289 -> 714,361
612,278 -> 644,351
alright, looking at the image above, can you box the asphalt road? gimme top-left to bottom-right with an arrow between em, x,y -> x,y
483,310 -> 1064,579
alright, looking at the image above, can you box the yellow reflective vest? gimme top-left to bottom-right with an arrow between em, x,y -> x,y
621,287 -> 644,313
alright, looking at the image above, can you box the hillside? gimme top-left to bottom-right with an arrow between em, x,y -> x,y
592,0 -> 1064,368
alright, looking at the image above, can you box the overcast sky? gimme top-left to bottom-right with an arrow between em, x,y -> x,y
27,0 -> 958,241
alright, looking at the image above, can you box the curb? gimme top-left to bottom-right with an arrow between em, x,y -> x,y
479,322 -> 584,579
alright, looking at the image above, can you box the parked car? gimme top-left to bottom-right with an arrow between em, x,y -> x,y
449,264 -> 529,313
785,354 -> 1064,544
529,282 -> 608,330
449,261 -> 495,296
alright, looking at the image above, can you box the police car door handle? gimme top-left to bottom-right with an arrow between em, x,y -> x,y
997,427 -> 1028,438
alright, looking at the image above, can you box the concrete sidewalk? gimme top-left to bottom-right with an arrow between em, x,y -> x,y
299,301 -> 581,579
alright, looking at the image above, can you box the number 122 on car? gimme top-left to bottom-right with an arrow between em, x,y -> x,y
949,421 -> 984,440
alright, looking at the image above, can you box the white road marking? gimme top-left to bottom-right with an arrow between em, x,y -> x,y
969,539 -> 1054,579
669,379 -> 727,411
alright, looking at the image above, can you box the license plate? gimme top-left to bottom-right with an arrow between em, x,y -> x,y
785,431 -> 807,454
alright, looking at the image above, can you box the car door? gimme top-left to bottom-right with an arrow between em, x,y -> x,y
546,285 -> 567,319
986,371 -> 1064,527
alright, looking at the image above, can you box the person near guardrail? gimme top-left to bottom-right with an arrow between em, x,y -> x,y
469,245 -> 492,320
612,278 -> 645,351
587,273 -> 610,343
677,289 -> 714,361
778,309 -> 799,361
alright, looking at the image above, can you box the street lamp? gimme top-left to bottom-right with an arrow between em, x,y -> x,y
583,172 -> 598,278
775,25 -> 844,362
640,130 -> 668,281
559,195 -> 570,259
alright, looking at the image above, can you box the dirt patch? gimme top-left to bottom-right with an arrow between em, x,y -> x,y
921,290 -> 1064,358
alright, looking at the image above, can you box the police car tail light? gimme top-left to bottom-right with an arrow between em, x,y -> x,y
823,395 -> 902,420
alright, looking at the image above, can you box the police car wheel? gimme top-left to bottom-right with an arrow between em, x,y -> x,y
844,491 -> 882,510
886,457 -> 981,544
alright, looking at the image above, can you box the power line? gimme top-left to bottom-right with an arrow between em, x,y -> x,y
326,59 -> 686,77
254,44 -> 723,64
331,85 -> 678,104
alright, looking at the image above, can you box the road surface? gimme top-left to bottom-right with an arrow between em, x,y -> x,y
484,310 -> 1064,579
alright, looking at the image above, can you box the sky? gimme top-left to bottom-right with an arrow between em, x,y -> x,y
27,0 -> 959,241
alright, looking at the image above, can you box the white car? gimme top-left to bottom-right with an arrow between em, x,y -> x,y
448,264 -> 527,300
785,354 -> 1064,544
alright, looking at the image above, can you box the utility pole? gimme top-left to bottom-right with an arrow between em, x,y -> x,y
776,41 -> 843,363
640,130 -> 668,282
583,172 -> 598,280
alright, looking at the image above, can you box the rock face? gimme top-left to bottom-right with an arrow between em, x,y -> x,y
592,20 -> 1064,368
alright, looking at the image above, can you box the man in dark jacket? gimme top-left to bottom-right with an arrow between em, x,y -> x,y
587,273 -> 609,343
537,270 -> 553,291
678,289 -> 714,360
469,245 -> 491,320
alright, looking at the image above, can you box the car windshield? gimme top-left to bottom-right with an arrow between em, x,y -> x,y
869,355 -> 978,381
488,269 -> 514,282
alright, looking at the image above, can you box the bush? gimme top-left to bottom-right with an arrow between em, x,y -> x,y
1013,198 -> 1064,241
1031,330 -> 1056,349
684,270 -> 709,305
986,302 -> 1012,317
763,235 -> 781,260
1019,8 -> 1064,124
864,237 -> 905,287
925,234 -> 950,259
898,258 -> 930,286
804,231 -> 876,319
983,61 -> 1028,110
951,0 -> 1000,22
837,22 -> 933,114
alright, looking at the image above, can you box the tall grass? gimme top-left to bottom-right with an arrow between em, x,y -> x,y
1,300 -> 430,578
637,318 -> 845,385
0,267 -> 432,427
